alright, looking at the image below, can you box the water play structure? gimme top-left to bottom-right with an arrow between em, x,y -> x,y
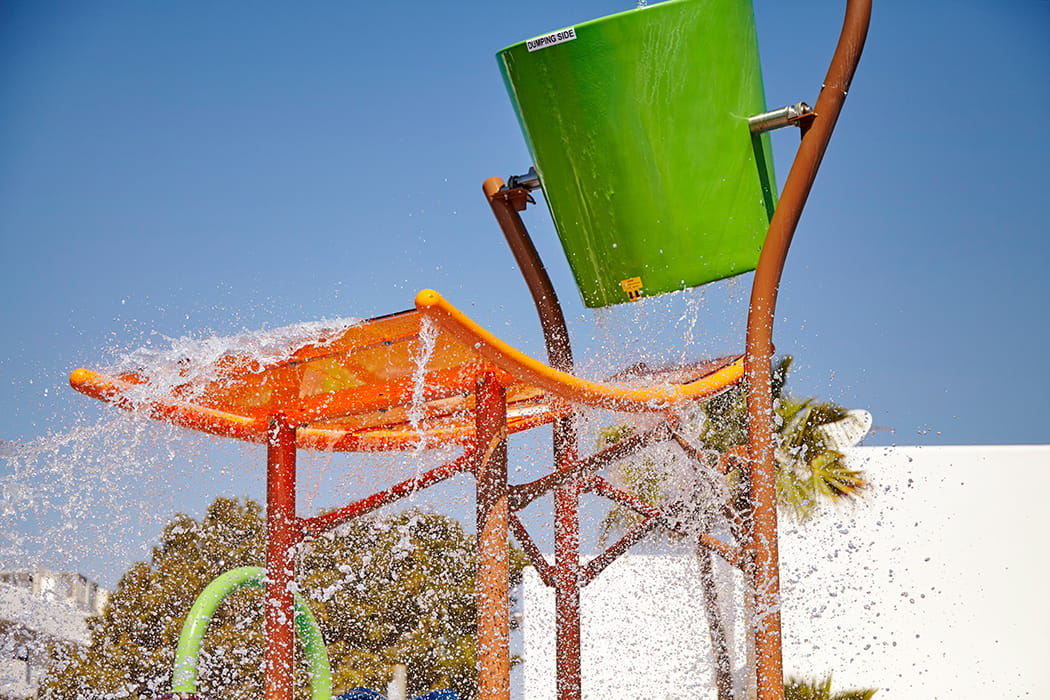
69,0 -> 870,698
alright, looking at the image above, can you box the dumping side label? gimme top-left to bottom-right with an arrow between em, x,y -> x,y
526,27 -> 576,52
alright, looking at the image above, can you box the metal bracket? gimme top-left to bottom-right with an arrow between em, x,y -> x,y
748,101 -> 815,134
492,186 -> 534,212
493,166 -> 541,211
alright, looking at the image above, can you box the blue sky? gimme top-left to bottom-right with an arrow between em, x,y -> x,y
3,0 -> 1046,448
1,1 -> 1048,581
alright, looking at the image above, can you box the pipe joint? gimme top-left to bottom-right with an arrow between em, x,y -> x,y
748,102 -> 814,134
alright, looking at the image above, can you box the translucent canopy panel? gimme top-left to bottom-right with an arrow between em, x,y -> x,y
70,308 -> 558,452
70,291 -> 746,452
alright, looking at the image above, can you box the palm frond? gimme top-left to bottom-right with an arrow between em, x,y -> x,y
808,450 -> 867,501
785,674 -> 877,700
776,466 -> 820,522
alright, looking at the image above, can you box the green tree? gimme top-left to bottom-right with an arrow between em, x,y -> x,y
39,497 -> 525,700
39,497 -> 266,700
599,356 -> 871,699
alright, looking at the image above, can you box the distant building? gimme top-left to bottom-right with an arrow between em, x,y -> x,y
0,568 -> 109,699
0,570 -> 108,617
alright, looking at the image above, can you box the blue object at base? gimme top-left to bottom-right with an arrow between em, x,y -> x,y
336,690 -> 457,700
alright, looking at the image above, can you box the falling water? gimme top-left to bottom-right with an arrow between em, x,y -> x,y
111,317 -> 361,405
1,413 -> 222,585
0,316 -> 371,584
407,315 -> 439,453
675,287 -> 706,363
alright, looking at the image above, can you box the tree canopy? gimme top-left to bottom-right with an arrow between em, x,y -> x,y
39,498 -> 523,700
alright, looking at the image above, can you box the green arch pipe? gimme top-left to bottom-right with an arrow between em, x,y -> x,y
172,566 -> 332,700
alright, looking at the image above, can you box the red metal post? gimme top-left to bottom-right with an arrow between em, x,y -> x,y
265,414 -> 299,700
553,479 -> 582,700
475,372 -> 511,700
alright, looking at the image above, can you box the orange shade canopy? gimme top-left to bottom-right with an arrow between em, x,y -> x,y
70,291 -> 744,452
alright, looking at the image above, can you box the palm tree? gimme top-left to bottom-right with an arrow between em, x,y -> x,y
599,355 -> 871,699
692,356 -> 868,522
784,675 -> 877,700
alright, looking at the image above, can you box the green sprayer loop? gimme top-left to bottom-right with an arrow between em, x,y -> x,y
172,566 -> 332,700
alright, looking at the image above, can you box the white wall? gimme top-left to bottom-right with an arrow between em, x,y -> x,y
523,445 -> 1050,698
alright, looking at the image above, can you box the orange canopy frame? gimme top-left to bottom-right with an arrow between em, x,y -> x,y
70,289 -> 744,452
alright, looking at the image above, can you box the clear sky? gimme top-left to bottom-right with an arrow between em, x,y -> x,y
1,1 -> 1048,579
2,0 -> 1047,448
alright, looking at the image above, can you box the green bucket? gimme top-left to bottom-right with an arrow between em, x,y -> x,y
497,0 -> 776,308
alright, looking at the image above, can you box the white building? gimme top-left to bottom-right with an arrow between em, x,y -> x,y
0,569 -> 108,698
523,445 -> 1050,698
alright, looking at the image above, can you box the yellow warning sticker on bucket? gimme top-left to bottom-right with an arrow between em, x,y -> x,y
620,277 -> 643,301
526,27 -> 577,52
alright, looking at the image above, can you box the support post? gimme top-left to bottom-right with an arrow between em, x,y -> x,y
475,372 -> 510,700
266,413 -> 299,700
553,479 -> 582,700
482,176 -> 573,371
744,2 -> 870,698
484,175 -> 583,698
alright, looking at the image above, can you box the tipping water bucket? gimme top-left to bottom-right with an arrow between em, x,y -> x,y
498,0 -> 776,307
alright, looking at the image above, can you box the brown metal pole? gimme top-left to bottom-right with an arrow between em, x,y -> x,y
744,2 -> 871,699
484,176 -> 583,699
475,371 -> 511,700
483,176 -> 573,372
265,413 -> 299,700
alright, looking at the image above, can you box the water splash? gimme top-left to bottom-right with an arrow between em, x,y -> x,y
0,414 -> 231,585
675,287 -> 706,363
110,317 -> 361,405
407,315 -> 439,453
2,316 -> 390,584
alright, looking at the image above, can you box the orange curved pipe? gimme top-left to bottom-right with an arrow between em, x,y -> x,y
414,289 -> 744,411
